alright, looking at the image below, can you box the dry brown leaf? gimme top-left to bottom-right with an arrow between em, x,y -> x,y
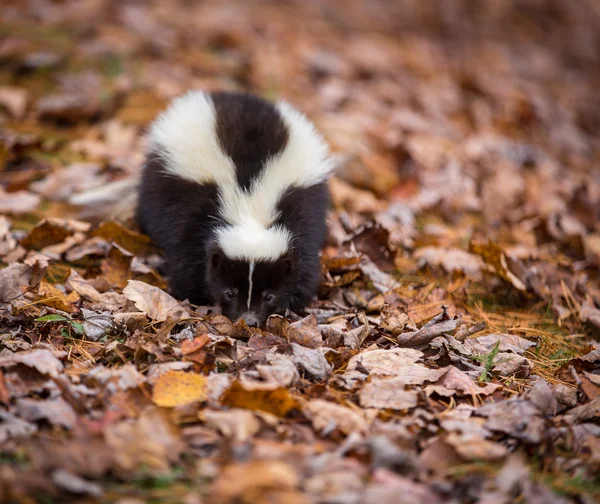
151,370 -> 207,408
0,349 -> 66,378
30,163 -> 105,201
414,246 -> 484,279
16,397 -> 77,429
123,279 -> 190,321
208,460 -> 307,504
348,348 -> 423,375
105,407 -> 184,473
0,263 -> 31,303
304,398 -> 368,434
426,366 -> 500,397
0,86 -> 28,118
90,221 -> 154,255
220,380 -> 299,417
201,408 -> 261,443
0,188 -> 41,214
36,280 -> 80,313
359,377 -> 419,410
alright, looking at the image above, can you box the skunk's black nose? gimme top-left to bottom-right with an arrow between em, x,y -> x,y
238,312 -> 259,328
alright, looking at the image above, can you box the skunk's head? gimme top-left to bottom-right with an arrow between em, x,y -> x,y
205,221 -> 298,327
206,245 -> 298,327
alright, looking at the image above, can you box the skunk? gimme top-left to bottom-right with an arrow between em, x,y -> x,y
74,91 -> 334,326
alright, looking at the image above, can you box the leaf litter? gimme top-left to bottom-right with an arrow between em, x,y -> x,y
1,1 -> 600,503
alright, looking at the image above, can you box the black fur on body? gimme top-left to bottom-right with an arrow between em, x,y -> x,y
136,91 -> 331,326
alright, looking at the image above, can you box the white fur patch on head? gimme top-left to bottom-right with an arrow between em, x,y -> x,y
216,219 -> 291,262
146,90 -> 237,187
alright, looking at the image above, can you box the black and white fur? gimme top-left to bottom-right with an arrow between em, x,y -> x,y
135,90 -> 333,326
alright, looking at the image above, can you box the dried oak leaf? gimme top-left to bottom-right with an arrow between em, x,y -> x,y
16,397 -> 77,429
208,460 -> 307,504
0,348 -> 66,378
201,408 -> 261,443
30,163 -> 105,201
220,379 -> 299,417
67,270 -> 129,312
90,221 -> 154,255
123,279 -> 190,322
477,399 -> 545,444
80,308 -> 115,341
359,377 -> 419,410
348,348 -> 423,375
51,469 -> 102,498
397,307 -> 462,347
580,301 -> 600,331
0,411 -> 37,443
470,240 -> 527,291
19,218 -> 90,250
445,432 -> 508,462
151,370 -> 207,408
290,342 -> 332,380
0,188 -> 41,214
270,314 -> 323,348
363,469 -> 443,504
0,263 -> 31,303
105,407 -> 184,473
37,93 -> 100,122
0,86 -> 28,118
36,280 -> 80,313
414,246 -> 484,279
303,398 -> 368,435
425,366 -> 500,398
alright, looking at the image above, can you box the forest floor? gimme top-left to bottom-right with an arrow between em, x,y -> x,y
0,1 -> 599,503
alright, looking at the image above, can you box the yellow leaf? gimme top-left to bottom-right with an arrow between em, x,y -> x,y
151,370 -> 207,407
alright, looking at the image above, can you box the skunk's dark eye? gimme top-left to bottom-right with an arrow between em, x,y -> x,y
223,289 -> 236,300
263,292 -> 275,304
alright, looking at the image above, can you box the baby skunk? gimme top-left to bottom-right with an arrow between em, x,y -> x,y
136,91 -> 333,326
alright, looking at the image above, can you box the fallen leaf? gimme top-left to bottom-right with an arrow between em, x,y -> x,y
0,86 -> 28,118
304,398 -> 368,434
221,380 -> 299,417
445,432 -> 508,462
0,411 -> 37,443
81,308 -> 115,341
359,377 -> 419,410
20,218 -> 89,250
91,221 -> 154,255
0,263 -> 31,303
209,460 -> 307,504
414,246 -> 484,279
290,342 -> 332,380
151,370 -> 207,407
0,188 -> 41,214
30,163 -> 105,201
105,407 -> 184,473
123,279 -> 190,321
0,349 -> 66,378
201,408 -> 261,443
348,348 -> 424,375
51,469 -> 103,497
16,397 -> 77,429
426,367 -> 500,397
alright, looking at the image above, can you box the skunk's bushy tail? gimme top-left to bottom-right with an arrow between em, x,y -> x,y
69,176 -> 140,223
